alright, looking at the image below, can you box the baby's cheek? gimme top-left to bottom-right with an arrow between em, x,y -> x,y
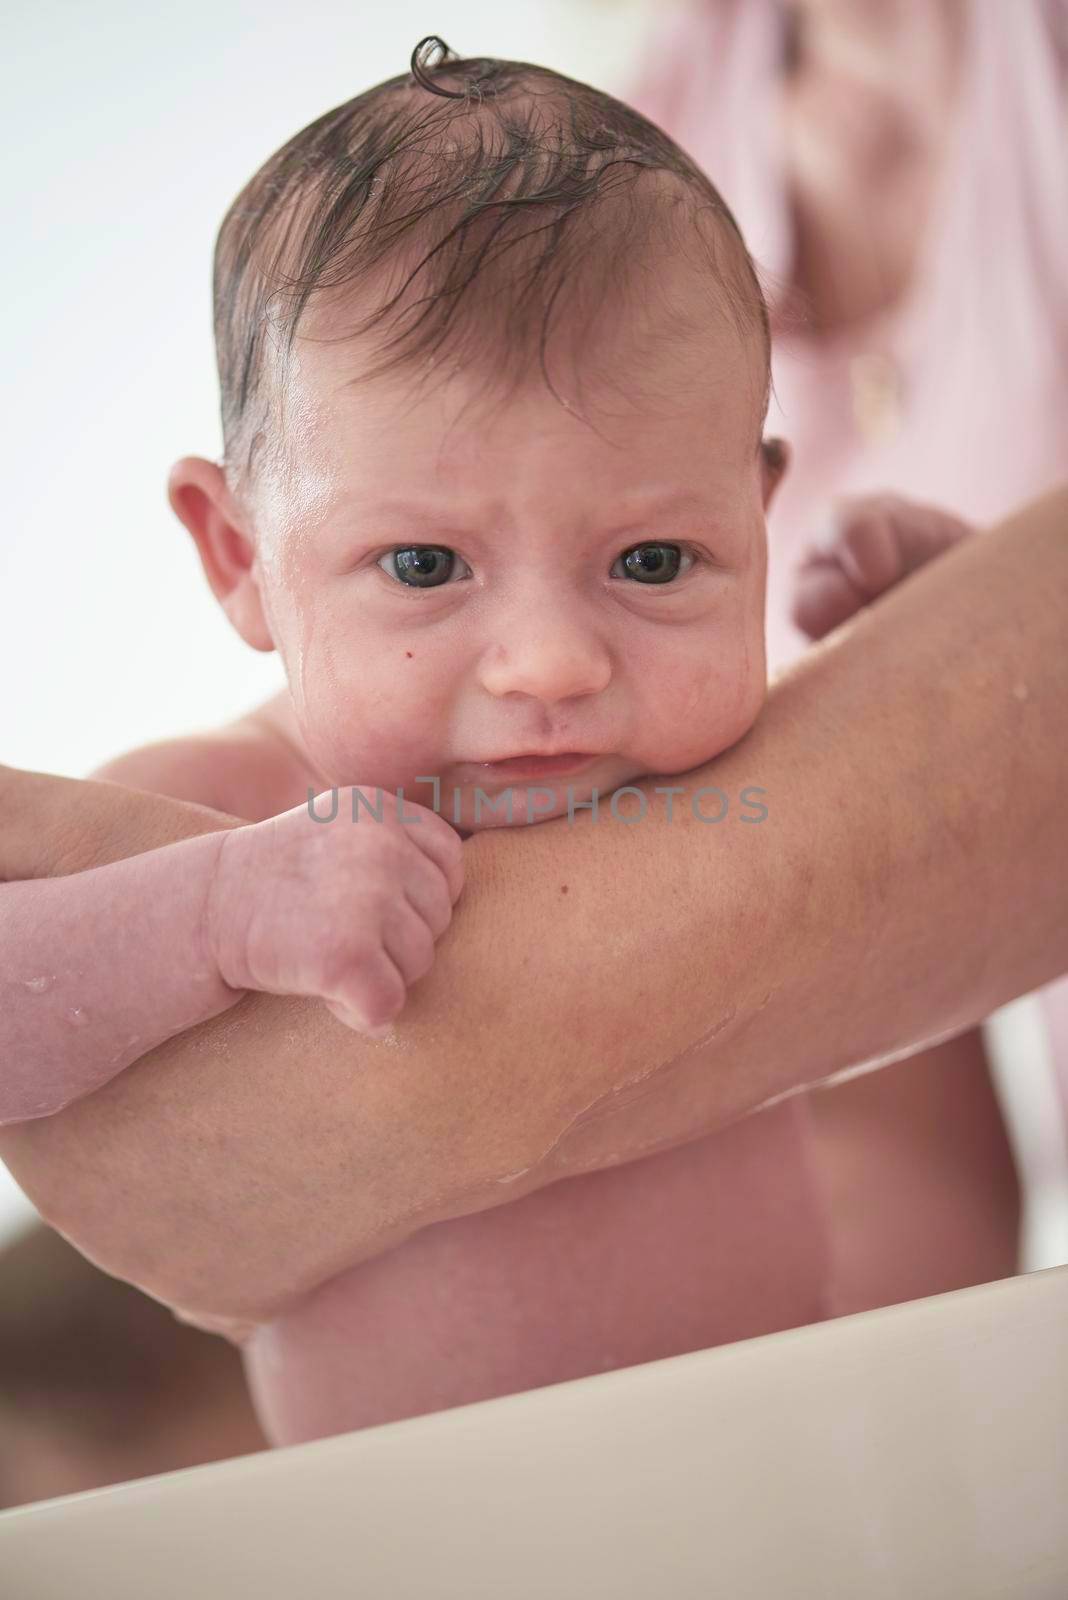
296,633 -> 446,789
641,634 -> 764,771
303,710 -> 428,792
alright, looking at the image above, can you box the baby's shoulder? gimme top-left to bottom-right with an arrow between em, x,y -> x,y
88,692 -> 316,822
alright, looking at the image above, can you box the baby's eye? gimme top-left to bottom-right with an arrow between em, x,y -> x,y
377,546 -> 470,588
611,542 -> 693,585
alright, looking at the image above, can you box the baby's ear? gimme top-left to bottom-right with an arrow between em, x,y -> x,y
167,457 -> 275,652
760,437 -> 790,511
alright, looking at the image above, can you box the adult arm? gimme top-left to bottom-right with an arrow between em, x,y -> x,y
0,486 -> 1064,1333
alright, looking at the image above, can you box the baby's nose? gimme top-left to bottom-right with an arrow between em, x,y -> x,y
478,622 -> 612,704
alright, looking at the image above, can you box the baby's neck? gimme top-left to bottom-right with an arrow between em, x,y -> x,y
238,691 -> 332,812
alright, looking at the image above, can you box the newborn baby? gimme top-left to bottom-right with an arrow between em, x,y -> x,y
4,41 -> 970,1444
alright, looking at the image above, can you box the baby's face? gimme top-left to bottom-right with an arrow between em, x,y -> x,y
245,288 -> 773,833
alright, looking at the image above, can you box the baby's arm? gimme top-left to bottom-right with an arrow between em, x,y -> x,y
1,776 -> 463,1125
1,830 -> 240,1123
790,494 -> 973,641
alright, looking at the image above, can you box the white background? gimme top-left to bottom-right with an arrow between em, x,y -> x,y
0,0 -> 657,1242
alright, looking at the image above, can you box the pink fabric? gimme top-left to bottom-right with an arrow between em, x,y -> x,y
630,0 -> 1068,1126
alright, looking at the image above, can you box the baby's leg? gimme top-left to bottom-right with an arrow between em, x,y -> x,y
790,493 -> 972,641
803,1027 -> 1021,1317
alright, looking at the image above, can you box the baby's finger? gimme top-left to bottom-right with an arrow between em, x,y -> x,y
790,556 -> 865,640
327,949 -> 407,1035
399,805 -> 465,902
381,898 -> 436,986
401,859 -> 455,940
884,502 -> 972,572
834,506 -> 904,598
323,998 -> 395,1041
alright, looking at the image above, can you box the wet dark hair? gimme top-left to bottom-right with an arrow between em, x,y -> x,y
213,36 -> 771,492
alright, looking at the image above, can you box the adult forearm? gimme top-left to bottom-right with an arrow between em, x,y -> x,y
0,486 -> 1064,1328
549,483 -> 1068,1175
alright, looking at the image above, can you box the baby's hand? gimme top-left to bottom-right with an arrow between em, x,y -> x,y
790,493 -> 974,641
203,789 -> 464,1038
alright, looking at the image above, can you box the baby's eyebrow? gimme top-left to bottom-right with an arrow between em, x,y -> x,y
331,487 -> 717,531
356,495 -> 470,525
324,497 -> 471,547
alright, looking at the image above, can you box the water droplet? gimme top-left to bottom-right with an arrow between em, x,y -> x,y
22,975 -> 52,993
68,1007 -> 90,1027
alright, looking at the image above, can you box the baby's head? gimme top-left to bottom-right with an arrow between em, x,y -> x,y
171,38 -> 787,831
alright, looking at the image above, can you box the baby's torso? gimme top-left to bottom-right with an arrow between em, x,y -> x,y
241,1100 -> 829,1446
215,694 -> 1019,1449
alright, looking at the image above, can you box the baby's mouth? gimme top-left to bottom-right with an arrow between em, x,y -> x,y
466,753 -> 599,782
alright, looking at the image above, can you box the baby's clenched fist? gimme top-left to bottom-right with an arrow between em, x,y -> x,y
791,493 -> 974,641
203,788 -> 464,1037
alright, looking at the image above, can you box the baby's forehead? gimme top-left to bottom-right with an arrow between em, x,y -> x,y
283,236 -> 765,438
275,353 -> 760,502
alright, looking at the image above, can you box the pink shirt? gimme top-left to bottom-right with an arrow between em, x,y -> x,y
629,0 -> 1068,1249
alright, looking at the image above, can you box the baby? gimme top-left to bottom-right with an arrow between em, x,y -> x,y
3,40 -> 971,1444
